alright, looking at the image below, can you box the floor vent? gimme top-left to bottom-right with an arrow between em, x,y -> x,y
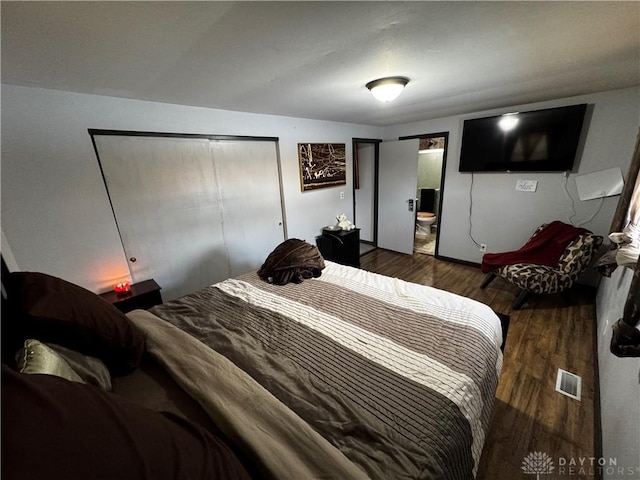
556,369 -> 582,401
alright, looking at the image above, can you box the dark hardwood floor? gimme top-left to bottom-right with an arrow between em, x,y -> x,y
359,248 -> 598,480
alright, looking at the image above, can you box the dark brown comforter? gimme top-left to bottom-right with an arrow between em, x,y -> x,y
145,262 -> 502,479
257,238 -> 325,285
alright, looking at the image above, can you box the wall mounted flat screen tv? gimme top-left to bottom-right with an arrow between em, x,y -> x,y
459,103 -> 587,172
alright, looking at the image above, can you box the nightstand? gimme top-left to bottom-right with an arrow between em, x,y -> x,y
316,228 -> 360,268
99,279 -> 162,313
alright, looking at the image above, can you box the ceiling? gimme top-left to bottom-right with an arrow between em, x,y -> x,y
2,1 -> 639,126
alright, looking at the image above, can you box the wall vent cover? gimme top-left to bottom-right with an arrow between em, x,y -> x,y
556,369 -> 581,401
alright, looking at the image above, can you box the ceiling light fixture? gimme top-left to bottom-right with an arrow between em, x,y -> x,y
366,76 -> 409,103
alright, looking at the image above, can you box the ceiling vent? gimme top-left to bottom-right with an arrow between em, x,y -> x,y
556,369 -> 581,401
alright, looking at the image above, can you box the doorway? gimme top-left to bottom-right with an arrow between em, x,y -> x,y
413,135 -> 447,256
398,132 -> 449,258
352,138 -> 381,256
355,133 -> 448,259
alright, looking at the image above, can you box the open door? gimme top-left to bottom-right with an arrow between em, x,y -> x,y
378,138 -> 419,254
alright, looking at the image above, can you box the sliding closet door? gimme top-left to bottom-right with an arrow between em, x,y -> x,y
95,135 -> 229,301
209,140 -> 284,277
94,134 -> 285,301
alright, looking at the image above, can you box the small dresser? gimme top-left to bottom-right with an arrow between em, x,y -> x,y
316,228 -> 360,268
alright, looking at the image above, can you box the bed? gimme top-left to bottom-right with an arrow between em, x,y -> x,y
1,243 -> 503,480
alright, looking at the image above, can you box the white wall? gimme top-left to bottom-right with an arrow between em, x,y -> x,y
3,85 -> 637,291
385,87 -> 640,467
417,151 -> 443,192
384,87 -> 640,265
1,84 -> 380,292
596,267 -> 640,477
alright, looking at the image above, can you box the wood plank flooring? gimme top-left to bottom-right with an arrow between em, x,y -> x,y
359,248 -> 598,480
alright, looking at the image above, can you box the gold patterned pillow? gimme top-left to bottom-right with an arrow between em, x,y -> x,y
16,339 -> 112,390
16,339 -> 83,383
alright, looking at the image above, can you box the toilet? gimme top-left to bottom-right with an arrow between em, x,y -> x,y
416,188 -> 438,235
416,212 -> 436,235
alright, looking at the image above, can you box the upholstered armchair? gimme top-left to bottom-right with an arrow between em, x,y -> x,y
480,223 -> 603,310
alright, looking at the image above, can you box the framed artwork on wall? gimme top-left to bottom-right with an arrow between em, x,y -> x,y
298,143 -> 346,191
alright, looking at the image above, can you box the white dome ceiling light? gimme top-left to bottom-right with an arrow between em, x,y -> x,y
366,77 -> 410,103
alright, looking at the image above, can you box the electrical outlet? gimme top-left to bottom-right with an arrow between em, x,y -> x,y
339,191 -> 345,199
479,244 -> 487,252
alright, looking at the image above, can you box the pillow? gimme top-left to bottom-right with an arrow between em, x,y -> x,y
47,342 -> 112,390
1,365 -> 252,480
16,339 -> 84,383
5,272 -> 145,376
16,339 -> 112,390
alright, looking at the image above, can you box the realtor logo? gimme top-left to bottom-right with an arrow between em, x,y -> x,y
522,451 -> 555,479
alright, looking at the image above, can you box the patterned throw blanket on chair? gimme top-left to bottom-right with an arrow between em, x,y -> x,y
481,221 -> 589,273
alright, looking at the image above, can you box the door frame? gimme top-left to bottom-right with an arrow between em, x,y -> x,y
352,138 -> 382,248
398,131 -> 449,259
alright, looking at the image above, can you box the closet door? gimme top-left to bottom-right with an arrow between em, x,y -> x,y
94,134 -> 284,301
209,140 -> 284,277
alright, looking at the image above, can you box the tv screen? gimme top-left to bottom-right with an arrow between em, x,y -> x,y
459,104 -> 587,172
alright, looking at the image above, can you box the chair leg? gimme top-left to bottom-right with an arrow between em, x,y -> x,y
480,272 -> 497,289
512,290 -> 530,310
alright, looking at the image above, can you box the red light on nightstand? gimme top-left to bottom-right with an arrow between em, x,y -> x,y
114,282 -> 131,295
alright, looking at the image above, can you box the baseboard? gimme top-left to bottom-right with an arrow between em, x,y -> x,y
434,254 -> 481,269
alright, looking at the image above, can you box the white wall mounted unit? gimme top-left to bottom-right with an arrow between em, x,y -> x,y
575,167 -> 624,201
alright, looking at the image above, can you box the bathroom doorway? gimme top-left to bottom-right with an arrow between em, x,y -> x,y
352,138 -> 381,256
401,133 -> 448,257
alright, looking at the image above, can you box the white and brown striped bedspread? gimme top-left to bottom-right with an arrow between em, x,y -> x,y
149,261 -> 503,480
